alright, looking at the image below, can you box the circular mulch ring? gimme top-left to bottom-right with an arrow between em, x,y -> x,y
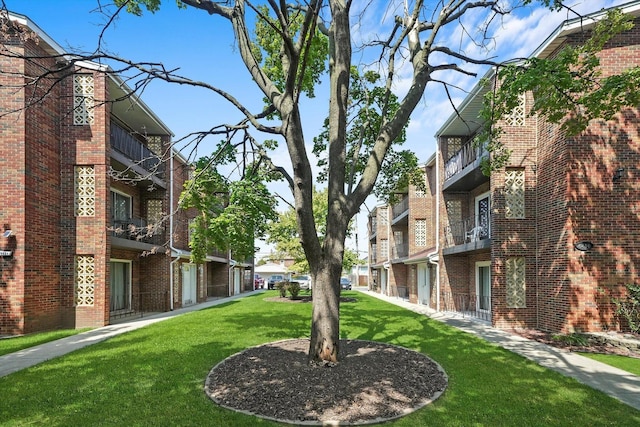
204,339 -> 448,425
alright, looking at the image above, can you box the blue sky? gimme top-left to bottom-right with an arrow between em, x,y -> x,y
6,0 -> 631,258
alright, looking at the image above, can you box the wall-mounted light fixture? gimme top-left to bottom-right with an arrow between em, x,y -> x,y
612,168 -> 625,183
574,241 -> 594,251
2,229 -> 13,238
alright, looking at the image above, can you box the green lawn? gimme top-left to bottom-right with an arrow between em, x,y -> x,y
578,352 -> 640,376
1,291 -> 638,426
0,329 -> 90,356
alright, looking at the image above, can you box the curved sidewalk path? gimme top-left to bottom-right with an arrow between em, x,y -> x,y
1,288 -> 639,412
362,289 -> 640,411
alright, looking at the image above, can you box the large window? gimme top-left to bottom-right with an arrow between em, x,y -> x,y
110,260 -> 131,312
111,190 -> 132,222
476,261 -> 491,312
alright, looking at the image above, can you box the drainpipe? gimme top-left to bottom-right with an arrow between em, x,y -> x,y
169,148 -> 178,311
427,151 -> 441,311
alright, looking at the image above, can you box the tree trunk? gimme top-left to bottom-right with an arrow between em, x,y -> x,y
308,256 -> 343,364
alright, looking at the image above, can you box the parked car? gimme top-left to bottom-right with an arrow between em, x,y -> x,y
340,277 -> 352,290
291,275 -> 312,290
268,275 -> 285,290
254,274 -> 264,289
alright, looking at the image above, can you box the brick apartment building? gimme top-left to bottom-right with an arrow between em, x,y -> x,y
369,1 -> 640,334
0,12 -> 251,336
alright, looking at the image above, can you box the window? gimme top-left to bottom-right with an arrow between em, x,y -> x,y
110,260 -> 131,312
415,219 -> 427,247
505,168 -> 525,219
75,255 -> 95,306
111,190 -> 132,222
73,74 -> 95,125
476,261 -> 491,312
74,166 -> 95,217
506,257 -> 526,308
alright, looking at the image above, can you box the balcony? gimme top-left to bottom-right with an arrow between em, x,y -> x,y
441,292 -> 491,322
444,214 -> 491,254
391,243 -> 408,259
111,123 -> 166,184
443,139 -> 489,191
391,196 -> 409,225
111,216 -> 167,248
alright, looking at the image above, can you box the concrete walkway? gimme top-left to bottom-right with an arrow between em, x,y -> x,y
361,288 -> 640,411
0,290 -> 260,378
1,288 -> 639,412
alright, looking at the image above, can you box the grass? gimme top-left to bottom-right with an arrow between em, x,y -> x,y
1,291 -> 638,426
577,352 -> 640,376
0,329 -> 90,356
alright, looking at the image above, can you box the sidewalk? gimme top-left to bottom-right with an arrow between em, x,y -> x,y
2,288 -> 639,411
0,290 -> 262,378
360,288 -> 640,411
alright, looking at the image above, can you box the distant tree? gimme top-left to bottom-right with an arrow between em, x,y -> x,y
267,187 -> 363,274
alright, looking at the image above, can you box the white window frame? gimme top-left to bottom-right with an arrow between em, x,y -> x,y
111,189 -> 133,222
476,260 -> 491,313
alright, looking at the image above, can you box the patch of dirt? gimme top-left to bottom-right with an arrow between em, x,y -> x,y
204,339 -> 448,425
509,328 -> 640,358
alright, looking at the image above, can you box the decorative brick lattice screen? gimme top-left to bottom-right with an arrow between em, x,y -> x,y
504,93 -> 526,126
73,74 -> 95,125
506,257 -> 526,308
74,166 -> 96,216
415,219 -> 427,247
75,255 -> 95,306
505,168 -> 525,219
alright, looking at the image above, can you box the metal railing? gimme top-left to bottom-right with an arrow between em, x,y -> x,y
111,216 -> 166,245
441,292 -> 491,321
392,196 -> 409,219
444,214 -> 491,247
444,140 -> 486,180
110,290 -> 169,321
392,243 -> 409,259
111,123 -> 165,179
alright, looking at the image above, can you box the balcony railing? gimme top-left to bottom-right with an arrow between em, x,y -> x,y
110,290 -> 169,322
392,196 -> 409,219
392,243 -> 409,259
111,216 -> 166,245
444,139 -> 486,181
444,214 -> 491,247
111,123 -> 165,180
441,292 -> 491,321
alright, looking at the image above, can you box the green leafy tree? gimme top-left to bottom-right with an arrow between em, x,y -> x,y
110,0 -> 639,364
267,187 -> 363,274
180,156 -> 278,262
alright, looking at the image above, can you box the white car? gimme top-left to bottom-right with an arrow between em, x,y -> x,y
291,275 -> 312,290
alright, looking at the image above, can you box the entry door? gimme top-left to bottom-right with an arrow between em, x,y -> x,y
182,264 -> 197,306
110,261 -> 131,312
233,268 -> 241,295
380,269 -> 388,295
476,261 -> 491,312
417,264 -> 430,306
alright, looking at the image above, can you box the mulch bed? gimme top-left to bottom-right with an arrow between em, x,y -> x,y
204,339 -> 448,425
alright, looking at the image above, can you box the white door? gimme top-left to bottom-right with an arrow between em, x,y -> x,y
380,269 -> 388,295
417,264 -> 430,306
182,263 -> 197,306
233,268 -> 241,295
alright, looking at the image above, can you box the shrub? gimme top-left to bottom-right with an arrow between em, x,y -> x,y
552,333 -> 589,346
613,284 -> 640,333
288,281 -> 301,299
276,281 -> 288,298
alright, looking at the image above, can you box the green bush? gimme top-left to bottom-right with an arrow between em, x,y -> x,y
552,333 -> 589,346
288,281 -> 301,299
276,281 -> 288,297
613,284 -> 640,333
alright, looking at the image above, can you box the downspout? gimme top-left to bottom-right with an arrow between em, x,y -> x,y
169,148 -> 178,310
427,150 -> 441,311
